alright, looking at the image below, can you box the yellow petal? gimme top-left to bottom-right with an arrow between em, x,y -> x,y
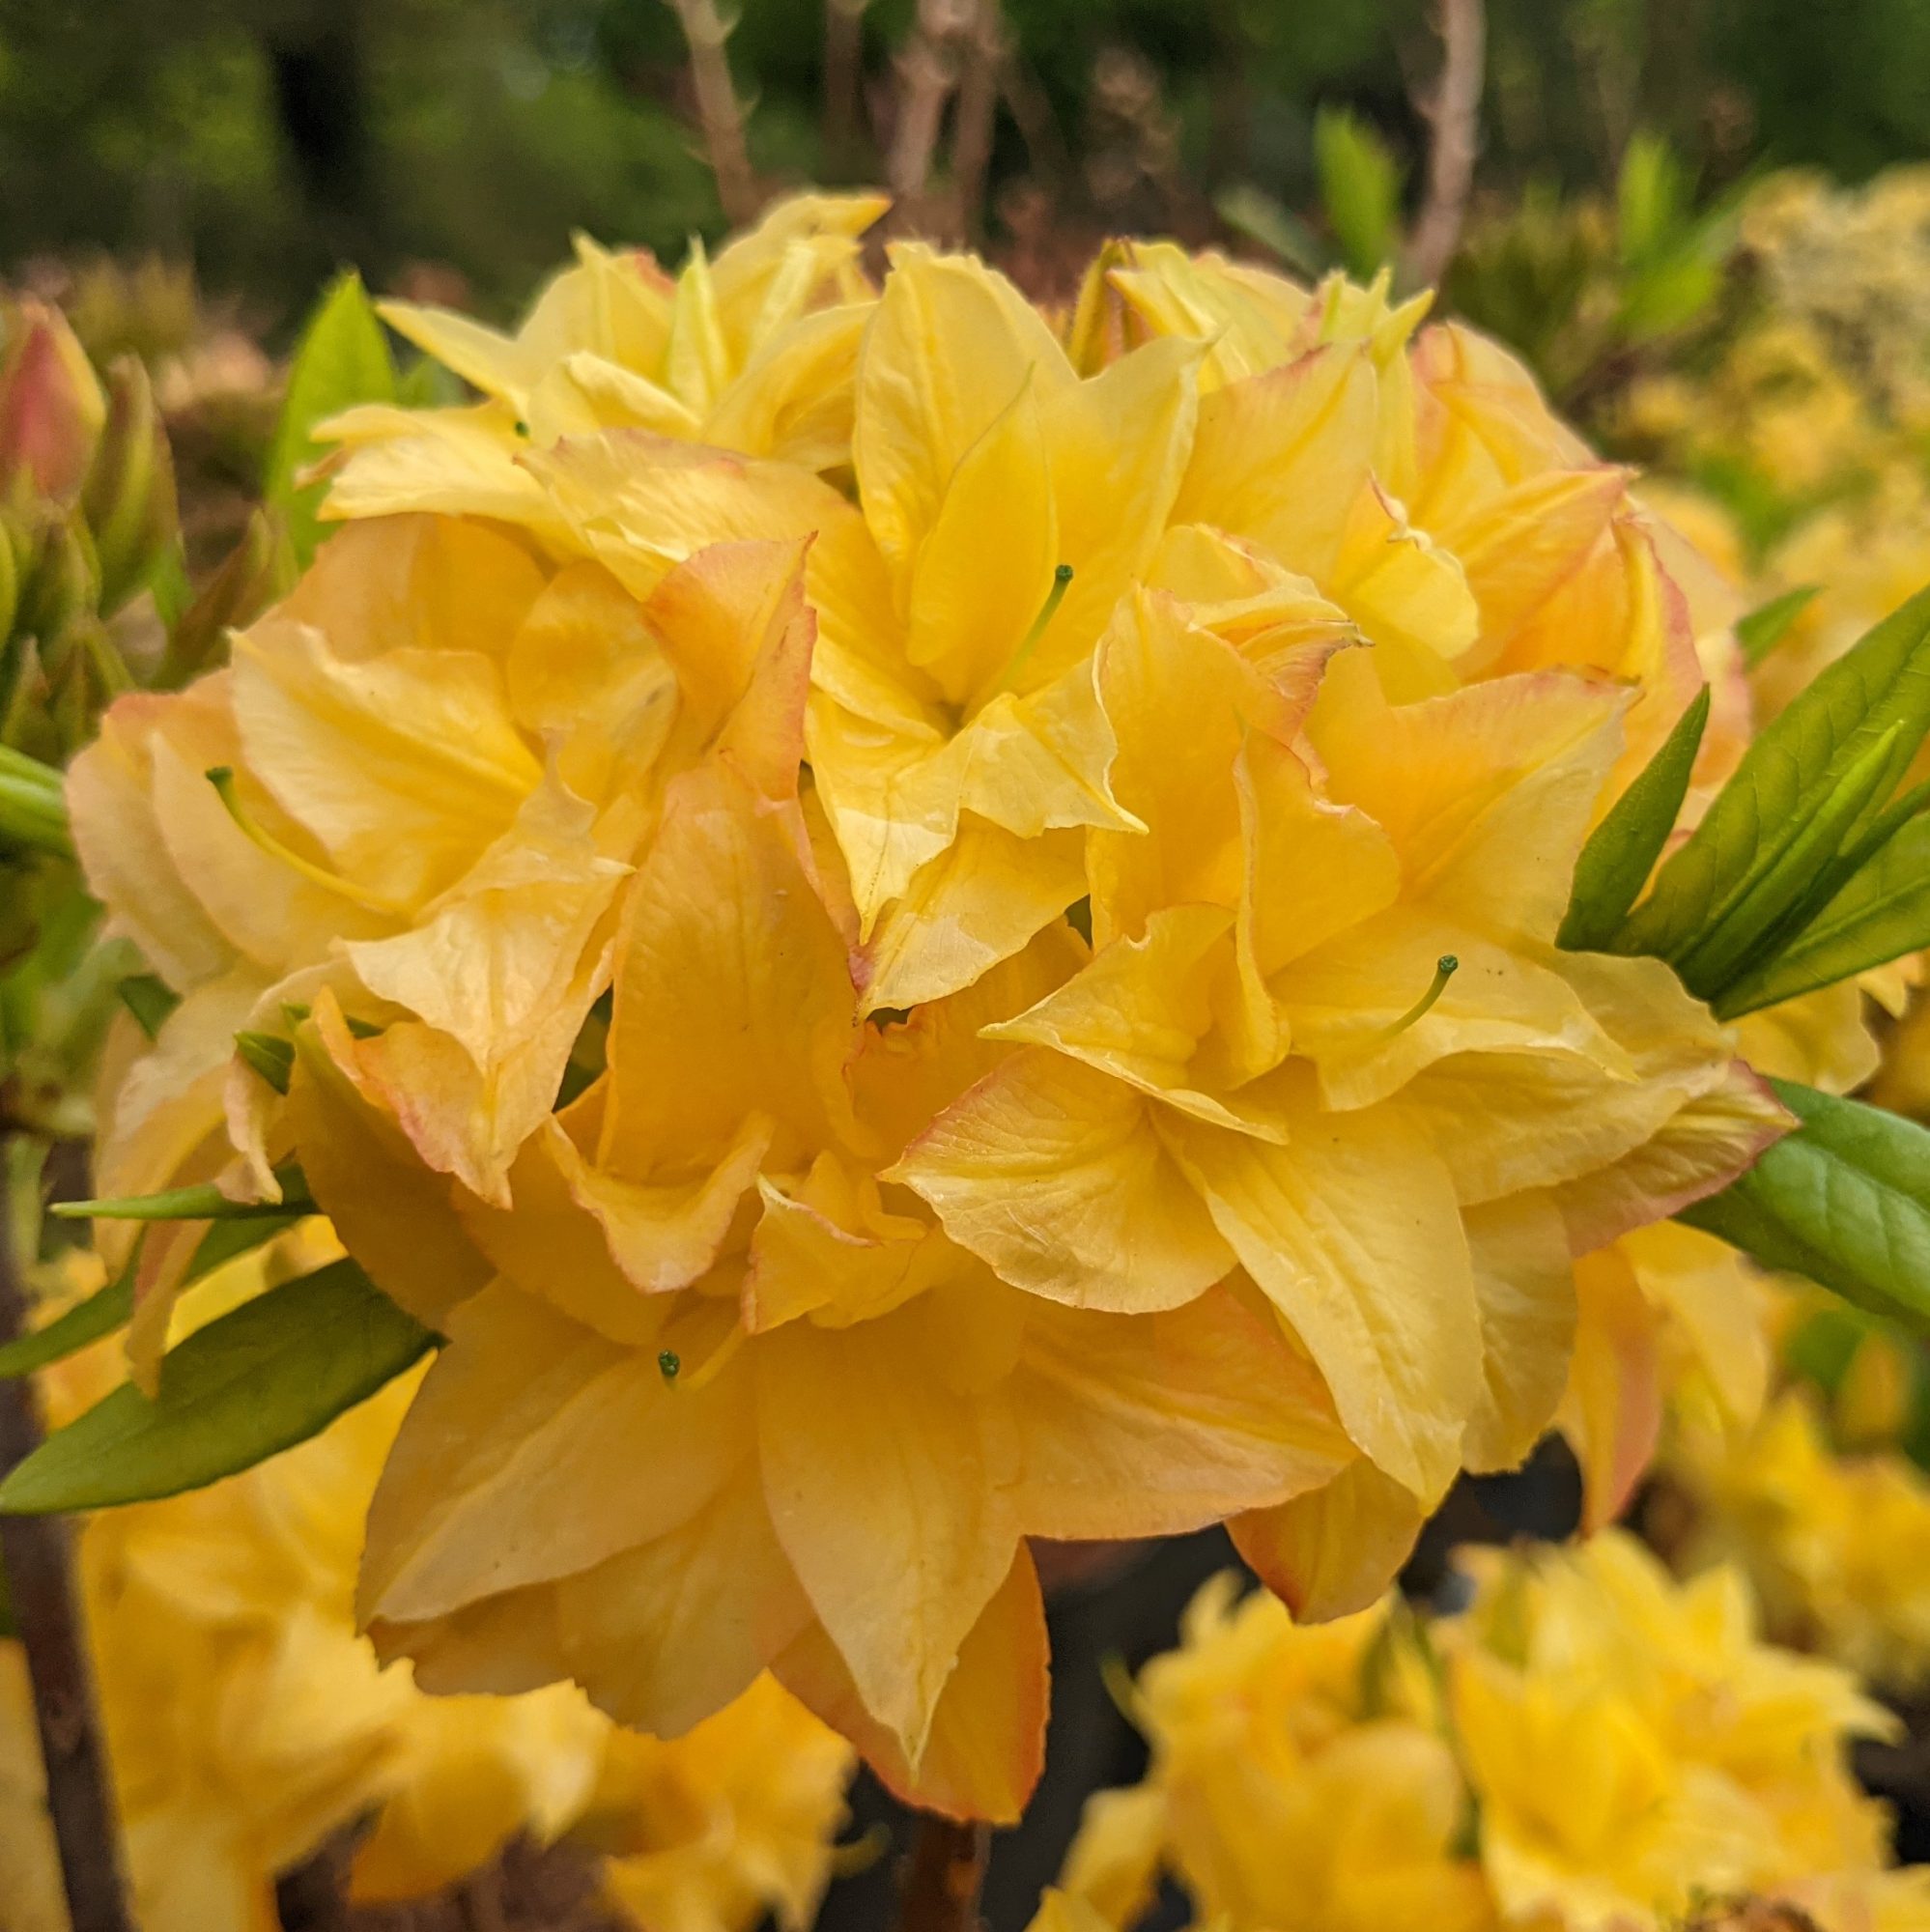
1460,1190 -> 1577,1473
894,1047 -> 1234,1313
854,244 -> 1074,582
1171,341 -> 1378,581
1167,1094 -> 1482,1498
1231,1457 -> 1429,1621
1557,1244 -> 1663,1533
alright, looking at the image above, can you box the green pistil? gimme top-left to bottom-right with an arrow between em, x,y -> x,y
979,563 -> 1074,709
1379,954 -> 1459,1038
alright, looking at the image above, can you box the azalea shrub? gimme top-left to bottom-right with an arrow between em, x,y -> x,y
8,192 -> 1930,1883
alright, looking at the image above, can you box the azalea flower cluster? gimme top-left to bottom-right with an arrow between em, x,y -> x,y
0,1239 -> 854,1932
1053,1534 -> 1930,1932
68,195 -> 1785,1817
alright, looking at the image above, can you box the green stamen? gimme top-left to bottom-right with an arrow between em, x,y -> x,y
1379,954 -> 1458,1038
980,563 -> 1073,708
658,1350 -> 681,1383
205,767 -> 408,917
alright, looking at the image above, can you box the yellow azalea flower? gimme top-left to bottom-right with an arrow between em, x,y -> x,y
1060,1576 -> 1488,1932
1452,1532 -> 1901,1932
1078,247 -> 1711,788
576,1675 -> 855,1932
336,700 -> 1350,1820
1064,1537 -> 1918,1932
897,576 -> 1776,1606
1670,1387 -> 1930,1693
329,192 -> 886,518
67,518 -> 817,1368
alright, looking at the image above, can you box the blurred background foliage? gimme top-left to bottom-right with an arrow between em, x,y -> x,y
6,0 -> 1930,332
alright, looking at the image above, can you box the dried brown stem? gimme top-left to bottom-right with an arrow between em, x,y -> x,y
1404,0 -> 1487,290
0,1155 -> 135,1932
895,1813 -> 990,1932
664,0 -> 760,227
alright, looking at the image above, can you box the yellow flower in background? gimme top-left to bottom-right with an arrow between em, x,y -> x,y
1063,1536 -> 1920,1932
328,192 -> 886,521
0,1239 -> 855,1932
1669,1387 -> 1930,1695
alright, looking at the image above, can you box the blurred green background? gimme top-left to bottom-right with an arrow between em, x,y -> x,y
6,0 -> 1930,332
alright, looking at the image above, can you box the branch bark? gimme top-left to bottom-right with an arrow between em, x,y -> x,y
895,1813 -> 990,1932
887,0 -> 976,216
665,0 -> 760,227
1403,0 -> 1487,291
823,0 -> 874,174
948,0 -> 1006,242
0,1151 -> 135,1932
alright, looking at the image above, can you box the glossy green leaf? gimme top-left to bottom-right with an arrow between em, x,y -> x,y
50,1165 -> 314,1223
0,1260 -> 434,1515
0,1262 -> 132,1378
1673,720 -> 1902,997
1615,583 -> 1930,967
1558,686 -> 1709,952
263,271 -> 396,570
1736,584 -> 1819,668
1717,810 -> 1930,1015
1677,1079 -> 1930,1336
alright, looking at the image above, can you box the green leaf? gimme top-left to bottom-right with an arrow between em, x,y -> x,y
1616,132 -> 1689,266
1314,107 -> 1405,280
235,1030 -> 295,1094
1677,1080 -> 1930,1335
184,1212 -> 306,1285
1736,584 -> 1819,669
1613,583 -> 1930,969
50,1166 -> 315,1223
1672,720 -> 1903,998
263,271 -> 396,571
116,973 -> 179,1040
0,1260 -> 434,1514
0,1262 -> 133,1378
1717,808 -> 1930,1015
1558,687 -> 1709,952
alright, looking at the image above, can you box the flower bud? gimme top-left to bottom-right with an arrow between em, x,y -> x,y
0,301 -> 106,500
81,355 -> 179,615
13,509 -> 99,647
158,507 -> 290,688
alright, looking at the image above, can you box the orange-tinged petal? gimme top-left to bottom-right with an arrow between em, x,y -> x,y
552,1463 -> 813,1737
288,1001 -> 494,1330
1010,1289 -> 1351,1540
1558,1244 -> 1664,1533
894,1047 -> 1234,1313
754,1308 -> 1021,1756
774,1546 -> 1048,1826
600,760 -> 856,1176
360,1281 -> 740,1625
1232,1457 -> 1430,1621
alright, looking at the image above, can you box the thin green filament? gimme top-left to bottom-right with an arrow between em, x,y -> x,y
1379,954 -> 1459,1038
205,766 -> 408,917
980,563 -> 1074,708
